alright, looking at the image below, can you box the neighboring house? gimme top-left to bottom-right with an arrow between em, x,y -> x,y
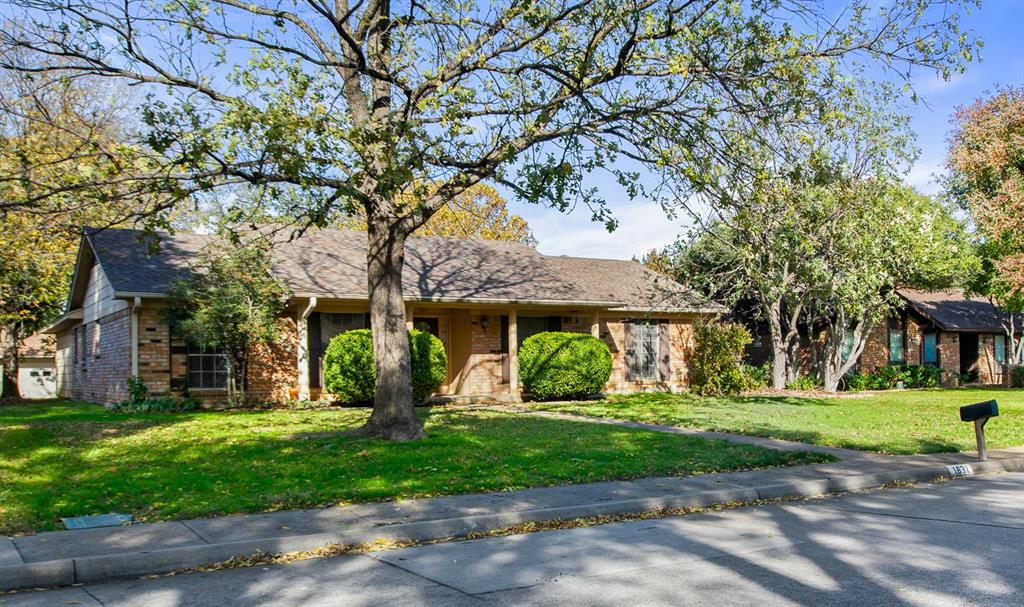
856,289 -> 1021,386
17,332 -> 57,399
744,288 -> 1021,386
43,228 -> 723,405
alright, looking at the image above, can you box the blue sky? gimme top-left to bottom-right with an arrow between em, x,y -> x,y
514,0 -> 1024,260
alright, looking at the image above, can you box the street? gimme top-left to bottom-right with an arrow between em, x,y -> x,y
4,473 -> 1022,607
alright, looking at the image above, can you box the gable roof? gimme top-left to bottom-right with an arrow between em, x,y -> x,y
899,288 -> 1022,333
77,227 -> 720,313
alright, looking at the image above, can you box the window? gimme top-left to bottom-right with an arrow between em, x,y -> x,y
923,332 -> 938,366
635,322 -> 660,381
187,344 -> 228,389
517,316 -> 561,350
310,312 -> 369,388
888,318 -> 905,365
841,330 -> 855,363
995,334 -> 1007,364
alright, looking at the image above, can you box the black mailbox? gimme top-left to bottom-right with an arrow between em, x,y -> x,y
960,400 -> 999,422
960,400 -> 999,461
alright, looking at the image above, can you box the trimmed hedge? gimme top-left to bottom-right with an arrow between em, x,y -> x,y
322,329 -> 447,403
520,332 -> 612,400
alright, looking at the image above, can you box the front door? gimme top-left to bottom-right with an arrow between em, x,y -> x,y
960,333 -> 979,381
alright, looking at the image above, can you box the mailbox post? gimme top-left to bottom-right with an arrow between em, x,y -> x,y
959,400 -> 999,461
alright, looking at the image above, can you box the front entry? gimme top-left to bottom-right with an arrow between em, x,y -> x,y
412,317 -> 439,337
960,333 -> 979,382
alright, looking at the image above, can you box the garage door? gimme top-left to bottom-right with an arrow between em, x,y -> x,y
19,361 -> 57,399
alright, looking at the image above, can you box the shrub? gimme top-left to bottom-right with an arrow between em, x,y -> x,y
842,372 -> 869,392
112,396 -> 199,414
322,329 -> 446,404
691,322 -> 752,396
867,365 -> 906,390
785,375 -> 821,391
1013,366 -> 1024,388
126,375 -> 149,405
902,365 -> 941,389
520,332 -> 612,400
742,363 -> 770,391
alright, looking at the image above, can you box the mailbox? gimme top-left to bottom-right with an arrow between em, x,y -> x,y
960,400 -> 999,422
960,400 -> 999,461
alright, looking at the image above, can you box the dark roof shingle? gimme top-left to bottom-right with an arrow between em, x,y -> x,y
899,288 -> 1021,333
85,227 -> 717,312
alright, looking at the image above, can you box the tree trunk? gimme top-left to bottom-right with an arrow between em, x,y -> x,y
821,312 -> 871,393
359,218 -> 424,441
0,326 -> 22,400
766,299 -> 788,390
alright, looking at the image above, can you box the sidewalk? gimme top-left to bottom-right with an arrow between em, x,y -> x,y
2,433 -> 1023,591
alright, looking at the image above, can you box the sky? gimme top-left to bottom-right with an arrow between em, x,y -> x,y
512,0 -> 1024,261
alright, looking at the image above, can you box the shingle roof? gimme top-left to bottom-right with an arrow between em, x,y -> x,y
19,332 -> 54,359
899,288 -> 1022,333
84,227 -> 719,312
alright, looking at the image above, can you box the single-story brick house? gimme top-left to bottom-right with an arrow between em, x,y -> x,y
43,228 -> 723,404
745,288 -> 1020,386
855,289 -> 1021,386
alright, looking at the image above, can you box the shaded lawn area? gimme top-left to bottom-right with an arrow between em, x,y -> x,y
532,388 -> 1024,456
0,400 -> 831,535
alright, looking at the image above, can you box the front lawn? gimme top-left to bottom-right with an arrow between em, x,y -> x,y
0,400 -> 830,535
532,388 -> 1024,456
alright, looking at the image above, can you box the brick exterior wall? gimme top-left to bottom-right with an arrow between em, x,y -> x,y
247,317 -> 299,401
68,308 -> 131,404
460,313 -> 511,396
975,334 -> 1003,385
937,332 -> 960,386
858,322 -> 890,373
137,307 -> 173,395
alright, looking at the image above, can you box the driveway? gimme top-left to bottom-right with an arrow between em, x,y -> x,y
5,473 -> 1022,607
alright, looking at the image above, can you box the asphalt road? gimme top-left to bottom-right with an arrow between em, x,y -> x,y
4,473 -> 1023,607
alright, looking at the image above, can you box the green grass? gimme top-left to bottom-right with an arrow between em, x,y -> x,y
532,388 -> 1024,456
0,400 -> 831,535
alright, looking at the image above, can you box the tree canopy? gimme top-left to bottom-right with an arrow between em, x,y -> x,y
1,0 -> 979,435
338,183 -> 536,244
948,86 -> 1024,297
165,236 -> 291,405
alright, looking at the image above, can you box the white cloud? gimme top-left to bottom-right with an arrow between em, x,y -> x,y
519,200 -> 689,260
906,161 -> 944,195
914,70 -> 971,96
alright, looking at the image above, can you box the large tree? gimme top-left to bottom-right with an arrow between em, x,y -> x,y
948,86 -> 1024,365
948,86 -> 1024,293
2,0 -> 976,437
809,183 -> 975,392
0,51 -> 153,398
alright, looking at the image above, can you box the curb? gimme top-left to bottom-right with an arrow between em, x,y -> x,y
3,457 -> 1022,591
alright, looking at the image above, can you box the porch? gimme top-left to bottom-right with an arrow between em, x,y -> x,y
294,299 -> 604,402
